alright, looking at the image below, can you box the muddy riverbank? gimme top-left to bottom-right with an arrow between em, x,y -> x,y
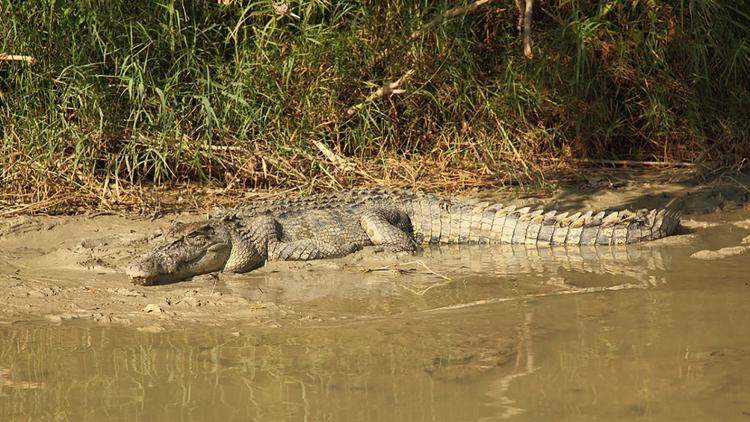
0,171 -> 748,328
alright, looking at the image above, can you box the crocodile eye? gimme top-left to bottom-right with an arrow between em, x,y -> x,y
185,233 -> 207,246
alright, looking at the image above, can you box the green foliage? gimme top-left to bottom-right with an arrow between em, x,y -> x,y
1,0 -> 748,193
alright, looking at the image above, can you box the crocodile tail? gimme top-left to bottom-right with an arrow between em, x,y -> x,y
552,200 -> 683,246
543,205 -> 681,246
624,206 -> 683,243
594,196 -> 683,245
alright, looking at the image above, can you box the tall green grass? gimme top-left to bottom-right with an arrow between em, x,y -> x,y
1,0 -> 748,198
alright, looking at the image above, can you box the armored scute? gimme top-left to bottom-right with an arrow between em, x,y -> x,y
126,189 -> 682,285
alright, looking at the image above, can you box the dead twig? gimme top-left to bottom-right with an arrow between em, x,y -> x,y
490,311 -> 538,419
424,282 -> 650,313
409,0 -> 495,41
358,259 -> 451,280
272,1 -> 300,20
514,0 -> 534,58
346,69 -> 415,116
312,140 -> 352,169
725,176 -> 750,194
514,0 -> 524,32
0,54 -> 37,65
522,0 -> 534,58
566,158 -> 696,168
350,1 -> 496,116
307,141 -> 377,183
359,260 -> 454,296
400,260 -> 452,281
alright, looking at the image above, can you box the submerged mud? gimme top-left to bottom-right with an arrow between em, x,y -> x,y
0,176 -> 749,420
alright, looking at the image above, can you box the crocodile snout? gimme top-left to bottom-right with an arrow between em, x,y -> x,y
126,255 -> 164,286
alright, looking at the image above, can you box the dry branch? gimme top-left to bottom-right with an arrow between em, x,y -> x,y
569,158 -> 696,168
348,1 -> 497,117
312,140 -> 351,169
346,69 -> 415,116
515,0 -> 534,58
409,0 -> 495,41
0,54 -> 37,65
514,0 -> 523,31
272,1 -> 300,20
522,0 -> 534,58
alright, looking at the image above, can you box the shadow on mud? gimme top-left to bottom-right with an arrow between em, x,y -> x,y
543,167 -> 749,214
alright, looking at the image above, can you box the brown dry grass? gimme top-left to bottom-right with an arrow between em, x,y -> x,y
3,146 -> 723,218
0,149 -> 567,216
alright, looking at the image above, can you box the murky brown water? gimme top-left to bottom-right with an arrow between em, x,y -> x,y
1,210 -> 749,421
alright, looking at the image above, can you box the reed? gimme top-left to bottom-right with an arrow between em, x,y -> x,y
1,0 -> 748,210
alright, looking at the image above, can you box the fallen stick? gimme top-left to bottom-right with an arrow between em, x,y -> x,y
312,140 -> 350,168
346,69 -> 415,116
522,0 -> 534,58
569,158 -> 696,168
349,1 -> 497,117
424,282 -> 649,313
0,54 -> 37,65
409,0 -> 495,41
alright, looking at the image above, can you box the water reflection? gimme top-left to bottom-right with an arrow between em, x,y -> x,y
0,311 -> 523,421
3,282 -> 748,422
229,243 -> 672,317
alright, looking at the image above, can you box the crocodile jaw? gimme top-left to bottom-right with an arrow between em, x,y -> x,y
125,243 -> 231,286
126,255 -> 169,286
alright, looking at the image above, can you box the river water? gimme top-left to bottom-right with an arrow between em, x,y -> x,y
1,210 -> 749,421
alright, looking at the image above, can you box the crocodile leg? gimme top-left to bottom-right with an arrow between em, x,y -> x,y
360,209 -> 417,252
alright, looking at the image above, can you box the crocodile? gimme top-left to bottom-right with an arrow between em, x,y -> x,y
126,189 -> 682,285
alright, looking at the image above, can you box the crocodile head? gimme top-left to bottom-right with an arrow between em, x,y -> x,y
126,219 -> 264,285
126,221 -> 232,285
